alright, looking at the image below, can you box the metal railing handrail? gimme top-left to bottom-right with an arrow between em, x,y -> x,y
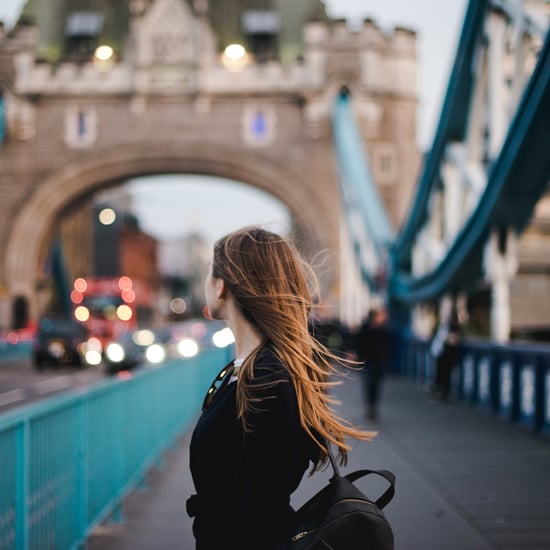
0,347 -> 230,550
400,334 -> 550,434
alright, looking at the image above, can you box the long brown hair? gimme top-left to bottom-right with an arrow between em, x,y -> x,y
212,226 -> 375,471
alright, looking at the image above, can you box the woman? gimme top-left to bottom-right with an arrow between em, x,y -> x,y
188,226 -> 375,549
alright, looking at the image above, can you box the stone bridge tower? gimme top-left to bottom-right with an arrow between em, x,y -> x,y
0,0 -> 420,328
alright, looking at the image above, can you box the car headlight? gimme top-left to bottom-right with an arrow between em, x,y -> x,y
106,342 -> 125,363
132,329 -> 155,346
85,350 -> 102,366
212,328 -> 235,348
47,341 -> 66,358
146,343 -> 166,364
177,338 -> 199,358
85,337 -> 103,352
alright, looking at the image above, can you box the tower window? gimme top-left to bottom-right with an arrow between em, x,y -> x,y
375,144 -> 397,185
241,11 -> 280,63
64,12 -> 104,63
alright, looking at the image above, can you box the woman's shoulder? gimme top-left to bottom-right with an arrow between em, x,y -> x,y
252,346 -> 290,383
255,345 -> 279,364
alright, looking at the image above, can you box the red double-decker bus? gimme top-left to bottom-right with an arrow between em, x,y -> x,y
71,276 -> 154,348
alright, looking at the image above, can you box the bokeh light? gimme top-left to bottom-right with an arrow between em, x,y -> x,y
116,305 -> 133,321
74,306 -> 90,322
98,208 -> 116,225
170,298 -> 187,315
94,45 -> 114,62
222,44 -> 249,71
74,278 -> 87,292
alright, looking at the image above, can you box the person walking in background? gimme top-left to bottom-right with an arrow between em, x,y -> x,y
354,308 -> 393,420
430,321 -> 461,401
187,226 -> 376,550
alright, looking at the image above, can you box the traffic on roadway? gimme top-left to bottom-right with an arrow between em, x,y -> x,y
0,357 -> 104,412
0,318 -> 234,414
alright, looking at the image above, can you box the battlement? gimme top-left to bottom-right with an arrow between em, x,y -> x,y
303,18 -> 417,97
10,16 -> 417,99
304,18 -> 416,55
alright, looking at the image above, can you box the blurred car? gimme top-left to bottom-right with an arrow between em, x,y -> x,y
33,316 -> 90,369
103,328 -> 167,373
103,320 -> 235,373
164,319 -> 234,359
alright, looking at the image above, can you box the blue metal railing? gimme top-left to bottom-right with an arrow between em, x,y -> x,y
0,347 -> 230,550
0,338 -> 32,365
400,336 -> 550,434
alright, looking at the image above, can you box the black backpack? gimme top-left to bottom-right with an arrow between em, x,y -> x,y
281,445 -> 395,550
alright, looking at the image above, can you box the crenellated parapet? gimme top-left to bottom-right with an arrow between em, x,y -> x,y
2,2 -> 420,205
303,19 -> 417,99
5,7 -> 417,103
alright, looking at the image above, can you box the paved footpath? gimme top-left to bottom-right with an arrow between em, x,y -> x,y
87,372 -> 550,550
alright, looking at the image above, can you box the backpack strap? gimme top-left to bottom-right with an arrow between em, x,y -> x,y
326,441 -> 341,479
325,442 -> 396,509
345,469 -> 396,509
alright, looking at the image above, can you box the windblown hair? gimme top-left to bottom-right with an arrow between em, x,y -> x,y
212,226 -> 375,471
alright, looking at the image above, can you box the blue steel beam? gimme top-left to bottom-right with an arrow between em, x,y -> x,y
390,28 -> 550,304
393,0 -> 489,268
332,91 -> 395,249
332,90 -> 395,289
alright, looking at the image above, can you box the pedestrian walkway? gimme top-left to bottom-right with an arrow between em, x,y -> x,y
87,371 -> 550,550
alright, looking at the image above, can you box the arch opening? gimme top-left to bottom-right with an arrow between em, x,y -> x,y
4,143 -> 341,326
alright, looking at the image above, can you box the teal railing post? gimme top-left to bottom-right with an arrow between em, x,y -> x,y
15,420 -> 29,550
77,397 -> 89,545
112,390 -> 125,523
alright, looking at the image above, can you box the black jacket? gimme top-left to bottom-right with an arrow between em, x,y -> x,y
354,321 -> 393,368
189,346 -> 319,549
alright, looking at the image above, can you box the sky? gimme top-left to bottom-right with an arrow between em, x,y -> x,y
0,0 -> 468,244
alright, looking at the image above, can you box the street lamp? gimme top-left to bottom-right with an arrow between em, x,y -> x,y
94,45 -> 114,70
222,44 -> 249,72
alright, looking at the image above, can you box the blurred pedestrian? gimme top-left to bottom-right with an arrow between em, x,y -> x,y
354,308 -> 393,420
187,226 -> 376,550
430,322 -> 461,401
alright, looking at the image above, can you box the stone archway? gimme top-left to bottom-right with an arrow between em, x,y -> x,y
5,140 -> 342,320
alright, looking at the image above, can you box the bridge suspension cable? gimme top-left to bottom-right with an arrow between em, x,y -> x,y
331,90 -> 395,291
389,0 -> 550,305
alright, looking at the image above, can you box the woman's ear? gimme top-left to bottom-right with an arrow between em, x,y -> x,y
215,277 -> 226,300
